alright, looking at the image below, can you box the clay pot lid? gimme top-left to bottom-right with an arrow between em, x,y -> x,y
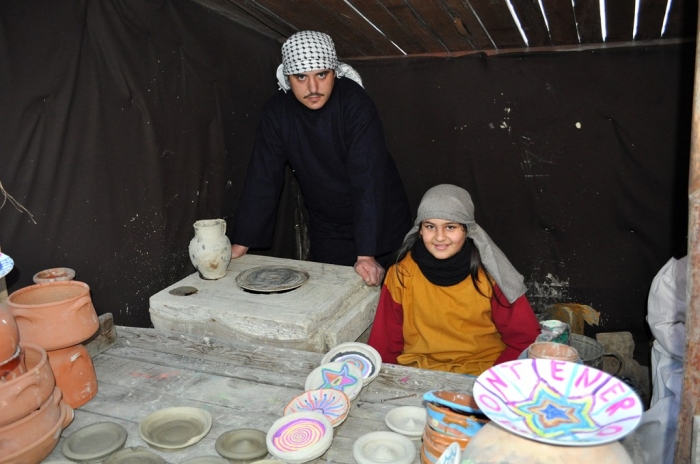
321,342 -> 382,384
235,265 -> 309,293
352,431 -> 416,464
423,390 -> 481,414
384,406 -> 426,438
103,446 -> 165,464
215,428 -> 267,461
266,411 -> 333,464
0,253 -> 13,279
283,388 -> 350,428
33,267 -> 76,284
436,442 -> 462,464
62,421 -> 128,462
181,456 -> 229,464
473,358 -> 644,446
304,361 -> 363,401
138,407 -> 212,450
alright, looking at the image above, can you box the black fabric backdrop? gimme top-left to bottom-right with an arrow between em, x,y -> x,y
0,0 -> 693,363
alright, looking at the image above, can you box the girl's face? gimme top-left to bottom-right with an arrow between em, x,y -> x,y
419,219 -> 467,259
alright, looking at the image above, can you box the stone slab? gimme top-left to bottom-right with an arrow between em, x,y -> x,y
149,254 -> 379,352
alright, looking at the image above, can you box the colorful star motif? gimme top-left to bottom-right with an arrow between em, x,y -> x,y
319,363 -> 359,391
509,380 -> 598,439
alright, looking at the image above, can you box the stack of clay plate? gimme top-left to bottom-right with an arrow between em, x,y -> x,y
8,278 -> 100,408
0,292 -> 74,463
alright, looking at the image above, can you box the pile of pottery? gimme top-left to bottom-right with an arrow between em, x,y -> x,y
0,303 -> 74,463
420,390 -> 490,463
7,279 -> 100,408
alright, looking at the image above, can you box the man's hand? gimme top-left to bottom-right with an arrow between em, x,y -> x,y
354,256 -> 385,287
231,244 -> 249,259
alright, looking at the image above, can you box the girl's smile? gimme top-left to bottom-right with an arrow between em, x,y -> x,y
419,219 -> 467,259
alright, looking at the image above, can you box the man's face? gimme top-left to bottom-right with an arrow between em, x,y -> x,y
288,69 -> 335,110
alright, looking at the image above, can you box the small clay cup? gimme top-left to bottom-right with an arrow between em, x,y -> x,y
0,343 -> 56,428
47,343 -> 98,408
527,342 -> 579,363
0,346 -> 27,382
8,281 -> 99,350
0,390 -> 73,464
0,303 -> 20,362
0,386 -> 72,455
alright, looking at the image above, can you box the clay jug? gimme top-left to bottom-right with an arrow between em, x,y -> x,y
188,219 -> 231,280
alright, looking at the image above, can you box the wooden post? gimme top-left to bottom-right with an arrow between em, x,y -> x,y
675,8 -> 700,462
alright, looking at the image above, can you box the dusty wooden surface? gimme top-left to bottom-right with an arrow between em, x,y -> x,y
43,325 -> 475,463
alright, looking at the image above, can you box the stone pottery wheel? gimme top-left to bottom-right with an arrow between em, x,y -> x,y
215,428 -> 268,461
235,266 -> 309,292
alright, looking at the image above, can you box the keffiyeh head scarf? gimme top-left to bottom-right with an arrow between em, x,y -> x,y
406,184 -> 527,303
276,31 -> 363,92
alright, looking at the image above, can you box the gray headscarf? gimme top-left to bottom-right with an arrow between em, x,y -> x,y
407,184 -> 527,303
276,31 -> 363,92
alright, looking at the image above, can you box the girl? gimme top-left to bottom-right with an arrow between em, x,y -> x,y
368,184 -> 540,376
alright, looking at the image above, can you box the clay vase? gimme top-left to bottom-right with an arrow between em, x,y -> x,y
47,343 -> 98,408
0,303 -> 20,363
0,386 -> 73,455
0,343 -> 56,428
461,422 -> 634,464
8,281 -> 99,351
188,219 -> 232,280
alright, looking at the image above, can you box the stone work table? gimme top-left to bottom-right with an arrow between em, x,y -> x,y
43,326 -> 476,463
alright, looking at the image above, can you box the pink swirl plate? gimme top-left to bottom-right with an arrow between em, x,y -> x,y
266,411 -> 333,464
283,388 -> 350,427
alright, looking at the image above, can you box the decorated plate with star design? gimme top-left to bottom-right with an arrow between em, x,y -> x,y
472,358 -> 643,446
304,361 -> 363,401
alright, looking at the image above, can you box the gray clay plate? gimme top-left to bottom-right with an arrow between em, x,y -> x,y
235,266 -> 310,292
62,421 -> 128,463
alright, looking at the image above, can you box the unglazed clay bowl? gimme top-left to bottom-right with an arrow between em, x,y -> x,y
33,267 -> 76,284
0,389 -> 73,464
0,343 -> 56,427
0,303 -> 20,362
425,401 -> 489,439
527,341 -> 579,363
0,386 -> 72,455
0,345 -> 27,382
8,281 -> 99,350
47,343 -> 98,408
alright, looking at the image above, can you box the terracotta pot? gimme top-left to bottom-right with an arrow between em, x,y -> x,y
425,401 -> 488,439
0,303 -> 19,362
0,346 -> 27,382
0,390 -> 73,464
0,386 -> 73,455
48,343 -> 98,408
461,422 -> 634,464
0,343 -> 56,428
8,281 -> 99,350
33,267 -> 76,284
527,342 -> 579,363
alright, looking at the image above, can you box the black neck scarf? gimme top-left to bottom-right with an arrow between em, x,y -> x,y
412,238 -> 472,287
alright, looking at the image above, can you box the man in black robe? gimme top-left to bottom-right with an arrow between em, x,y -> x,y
231,31 -> 411,286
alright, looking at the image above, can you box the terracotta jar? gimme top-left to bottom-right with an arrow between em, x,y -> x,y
8,280 -> 99,350
188,219 -> 232,280
0,343 -> 55,428
47,343 -> 98,408
0,303 -> 19,363
527,342 -> 579,363
461,422 -> 634,464
0,386 -> 72,455
0,388 -> 73,464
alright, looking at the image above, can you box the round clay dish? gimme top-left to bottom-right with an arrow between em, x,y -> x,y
266,411 -> 333,464
284,388 -> 350,427
139,406 -> 212,450
62,421 -> 128,462
304,361 -> 363,401
0,253 -> 13,279
436,442 -> 462,464
352,431 -> 416,464
103,447 -> 165,464
215,428 -> 268,461
385,406 -> 426,438
321,342 -> 382,385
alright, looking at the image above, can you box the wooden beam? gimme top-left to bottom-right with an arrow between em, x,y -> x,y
676,7 -> 700,463
507,0 -> 552,47
540,0 -> 579,45
604,0 -> 636,42
573,0 -> 603,43
635,0 -> 669,40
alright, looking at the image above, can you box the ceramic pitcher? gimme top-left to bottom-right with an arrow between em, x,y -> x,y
188,219 -> 232,280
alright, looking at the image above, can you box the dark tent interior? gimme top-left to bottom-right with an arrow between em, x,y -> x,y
1,0 -> 696,372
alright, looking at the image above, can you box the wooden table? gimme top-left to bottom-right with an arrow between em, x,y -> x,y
43,326 -> 476,463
